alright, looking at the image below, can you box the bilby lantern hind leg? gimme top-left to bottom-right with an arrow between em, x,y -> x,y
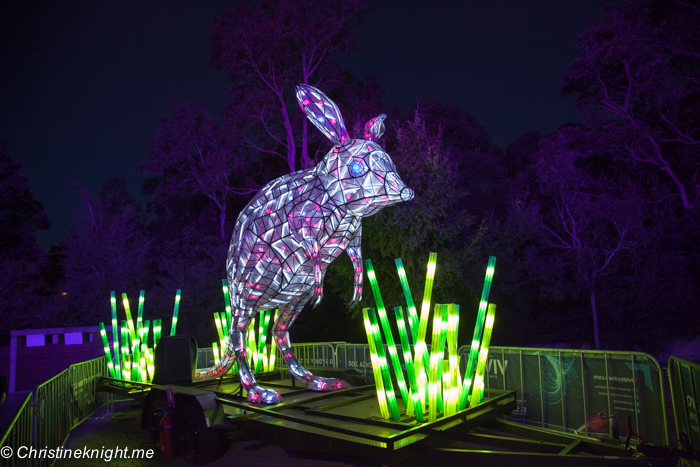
274,302 -> 350,391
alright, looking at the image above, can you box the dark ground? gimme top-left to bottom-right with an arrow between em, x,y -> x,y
58,402 -> 373,467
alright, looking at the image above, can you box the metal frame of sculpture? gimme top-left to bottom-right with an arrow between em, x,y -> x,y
195,84 -> 414,403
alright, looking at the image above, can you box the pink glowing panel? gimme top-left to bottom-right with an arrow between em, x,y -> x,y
195,85 -> 413,404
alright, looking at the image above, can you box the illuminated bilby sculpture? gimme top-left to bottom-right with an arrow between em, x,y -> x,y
195,85 -> 414,403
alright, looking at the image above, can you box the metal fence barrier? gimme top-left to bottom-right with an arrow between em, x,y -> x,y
198,343 -> 339,372
668,355 -> 700,455
33,370 -> 71,467
460,346 -> 669,446
0,357 -> 110,467
0,393 -> 33,467
68,358 -> 109,428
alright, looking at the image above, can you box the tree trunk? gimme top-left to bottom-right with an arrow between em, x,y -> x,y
301,119 -> 310,169
301,56 -> 310,170
280,101 -> 296,173
589,283 -> 601,350
219,206 -> 226,240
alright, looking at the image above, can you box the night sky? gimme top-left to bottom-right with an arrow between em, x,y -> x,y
1,0 -> 613,250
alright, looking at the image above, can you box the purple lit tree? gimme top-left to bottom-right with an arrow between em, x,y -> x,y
0,141 -> 49,334
143,102 -> 252,240
57,179 -> 150,324
562,0 -> 700,210
209,0 -> 367,172
529,129 -> 644,349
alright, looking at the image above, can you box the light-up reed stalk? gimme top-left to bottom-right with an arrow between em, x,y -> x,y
362,308 -> 390,419
428,304 -> 449,421
121,293 -> 137,347
212,342 -> 220,363
414,252 -> 438,408
139,343 -> 148,382
222,279 -> 232,326
458,256 -> 496,410
256,311 -> 270,372
214,312 -> 224,346
140,320 -> 149,348
366,308 -> 401,421
99,323 -> 116,378
170,289 -> 181,336
153,319 -> 162,348
119,321 -> 131,379
247,316 -> 257,370
267,310 -> 279,371
120,322 -> 131,381
395,307 -> 424,421
122,293 -> 141,382
365,259 -> 410,408
395,258 -> 419,344
110,292 -> 121,379
136,290 -> 145,337
444,304 -> 461,415
469,304 -> 496,407
145,346 -> 154,381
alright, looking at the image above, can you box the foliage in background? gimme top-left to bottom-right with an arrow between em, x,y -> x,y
2,0 -> 699,354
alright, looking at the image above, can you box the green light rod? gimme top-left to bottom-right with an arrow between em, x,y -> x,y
222,279 -> 232,327
362,308 -> 390,419
99,323 -> 116,378
110,292 -> 121,379
153,319 -> 162,348
414,252 -> 438,407
394,258 -> 419,344
121,293 -> 137,349
268,310 -> 279,372
256,310 -> 271,373
469,303 -> 496,407
365,259 -> 410,408
366,308 -> 401,421
170,289 -> 181,336
395,306 -> 424,421
458,256 -> 496,410
136,290 -> 145,336
214,312 -> 224,342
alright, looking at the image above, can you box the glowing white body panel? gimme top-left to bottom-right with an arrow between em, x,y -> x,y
195,85 -> 413,404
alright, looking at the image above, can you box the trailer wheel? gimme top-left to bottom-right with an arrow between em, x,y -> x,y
176,401 -> 220,465
147,396 -> 169,450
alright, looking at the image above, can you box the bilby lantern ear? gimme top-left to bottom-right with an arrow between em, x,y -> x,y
296,84 -> 349,147
363,114 -> 387,142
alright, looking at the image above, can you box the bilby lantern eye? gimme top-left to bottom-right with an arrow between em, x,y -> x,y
350,161 -> 365,177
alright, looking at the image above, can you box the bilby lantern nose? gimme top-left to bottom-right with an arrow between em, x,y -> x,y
400,187 -> 414,202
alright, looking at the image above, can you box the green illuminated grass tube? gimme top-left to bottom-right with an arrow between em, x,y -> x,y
445,304 -> 460,415
120,322 -> 130,379
394,258 -> 419,343
428,305 -> 444,422
99,323 -> 116,378
256,311 -> 270,372
366,308 -> 401,421
267,310 -> 279,372
469,304 -> 496,407
362,308 -> 390,419
137,290 -> 145,337
395,306 -> 424,421
222,279 -> 232,327
365,259 -> 410,408
414,252 -> 438,408
110,292 -> 121,379
458,256 -> 496,410
170,289 -> 181,336
153,319 -> 162,348
214,312 -> 224,342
